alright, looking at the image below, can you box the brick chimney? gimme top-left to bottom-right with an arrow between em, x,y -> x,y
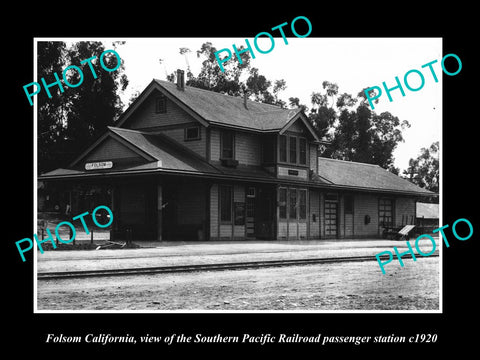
243,91 -> 248,109
176,69 -> 185,90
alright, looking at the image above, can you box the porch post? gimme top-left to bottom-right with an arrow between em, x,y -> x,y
157,183 -> 162,241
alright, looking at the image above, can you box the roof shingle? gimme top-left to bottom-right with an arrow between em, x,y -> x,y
317,157 -> 434,195
154,79 -> 301,131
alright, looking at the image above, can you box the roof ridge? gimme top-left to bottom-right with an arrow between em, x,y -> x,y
318,157 -> 381,168
153,78 -> 293,112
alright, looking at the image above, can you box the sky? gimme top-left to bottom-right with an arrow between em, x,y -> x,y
64,37 -> 442,173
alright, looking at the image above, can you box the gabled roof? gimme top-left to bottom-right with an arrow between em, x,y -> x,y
317,157 -> 435,196
40,128 -> 434,197
67,126 -> 219,174
116,79 -> 322,141
103,127 -> 219,174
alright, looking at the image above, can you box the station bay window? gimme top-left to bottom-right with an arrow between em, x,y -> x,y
279,134 -> 307,165
279,135 -> 287,162
289,136 -> 297,164
299,138 -> 307,165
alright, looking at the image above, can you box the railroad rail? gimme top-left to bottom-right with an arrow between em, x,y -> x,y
37,253 -> 438,280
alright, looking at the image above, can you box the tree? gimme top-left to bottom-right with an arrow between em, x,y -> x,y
37,41 -> 68,174
246,67 -> 274,104
180,42 -> 247,96
37,41 -> 128,174
403,141 -> 439,193
310,82 -> 410,170
177,43 -> 287,107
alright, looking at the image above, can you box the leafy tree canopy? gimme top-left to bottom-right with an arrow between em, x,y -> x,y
403,141 -> 439,194
37,41 -> 128,174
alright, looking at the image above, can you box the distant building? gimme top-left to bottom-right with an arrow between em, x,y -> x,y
416,202 -> 440,234
39,70 -> 435,241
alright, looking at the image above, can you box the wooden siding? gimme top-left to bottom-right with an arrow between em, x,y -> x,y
284,119 -> 307,134
176,182 -> 206,225
309,144 -> 317,173
83,137 -> 146,168
127,91 -> 196,130
210,184 -> 218,238
233,185 -> 245,239
353,193 -> 379,237
277,187 -> 308,240
318,192 -> 324,238
278,221 -> 288,240
210,128 -> 261,166
210,183 -> 246,240
210,128 -> 221,161
299,222 -> 307,239
160,126 -> 206,158
395,197 -> 416,226
309,190 -> 320,238
289,222 -> 298,238
338,194 -> 345,238
277,166 -> 308,179
344,214 -> 354,237
235,132 -> 261,166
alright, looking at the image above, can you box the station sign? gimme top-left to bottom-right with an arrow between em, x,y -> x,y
85,161 -> 113,170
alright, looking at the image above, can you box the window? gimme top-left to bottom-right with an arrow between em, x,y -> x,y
289,188 -> 297,219
155,95 -> 167,113
221,131 -> 234,160
279,135 -> 287,162
219,185 -> 232,223
299,189 -> 307,220
379,198 -> 394,228
289,136 -> 297,164
184,126 -> 201,141
299,138 -> 307,165
344,195 -> 354,214
279,187 -> 287,219
279,135 -> 308,165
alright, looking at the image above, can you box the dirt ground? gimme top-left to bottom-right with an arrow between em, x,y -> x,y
36,257 -> 439,311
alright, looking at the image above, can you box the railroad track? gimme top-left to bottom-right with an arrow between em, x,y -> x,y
37,253 -> 438,280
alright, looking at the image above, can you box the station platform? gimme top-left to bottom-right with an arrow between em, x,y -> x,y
36,238 -> 440,274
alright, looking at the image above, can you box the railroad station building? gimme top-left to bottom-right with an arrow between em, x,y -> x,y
39,70 -> 435,241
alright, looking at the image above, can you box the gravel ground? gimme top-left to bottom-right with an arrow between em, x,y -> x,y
36,239 -> 440,273
36,256 -> 439,311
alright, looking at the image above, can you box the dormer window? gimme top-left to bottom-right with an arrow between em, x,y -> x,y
279,134 -> 308,165
155,95 -> 167,114
299,138 -> 307,165
184,126 -> 201,141
289,136 -> 297,164
279,135 -> 287,162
